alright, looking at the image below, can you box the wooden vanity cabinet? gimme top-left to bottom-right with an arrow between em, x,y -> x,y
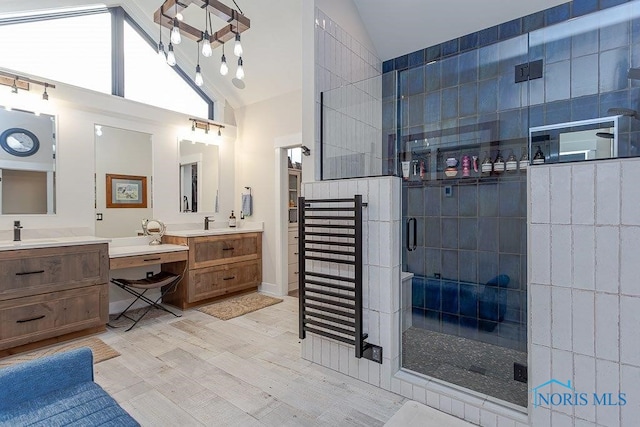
162,232 -> 262,309
0,244 -> 109,354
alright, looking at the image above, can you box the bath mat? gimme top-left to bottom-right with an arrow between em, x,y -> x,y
0,337 -> 120,369
198,293 -> 283,320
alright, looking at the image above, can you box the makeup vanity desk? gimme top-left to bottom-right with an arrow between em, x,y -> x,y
108,243 -> 189,271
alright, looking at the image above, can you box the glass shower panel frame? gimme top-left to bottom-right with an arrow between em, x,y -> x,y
320,72 -> 398,180
398,34 -> 530,408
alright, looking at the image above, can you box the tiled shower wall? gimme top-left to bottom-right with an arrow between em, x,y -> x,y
322,75 -> 384,179
528,158 -> 640,427
300,176 -> 529,427
314,7 -> 383,180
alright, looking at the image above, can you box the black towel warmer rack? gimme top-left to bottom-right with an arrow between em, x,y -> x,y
298,195 -> 382,363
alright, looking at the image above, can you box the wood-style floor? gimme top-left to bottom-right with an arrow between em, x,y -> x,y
95,296 -> 406,426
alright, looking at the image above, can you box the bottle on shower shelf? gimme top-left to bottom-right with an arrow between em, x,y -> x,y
493,150 -> 505,174
481,151 -> 493,175
506,150 -> 518,172
533,145 -> 545,165
519,146 -> 529,170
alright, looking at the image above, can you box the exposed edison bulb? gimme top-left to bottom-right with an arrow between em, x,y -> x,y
195,65 -> 203,87
236,57 -> 244,80
171,19 -> 181,45
234,32 -> 243,57
202,32 -> 212,57
157,41 -> 165,60
220,54 -> 229,76
176,12 -> 183,21
166,43 -> 176,66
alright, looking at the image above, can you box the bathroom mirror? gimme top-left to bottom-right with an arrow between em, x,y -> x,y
0,107 -> 56,214
529,116 -> 618,164
178,139 -> 219,213
95,125 -> 152,237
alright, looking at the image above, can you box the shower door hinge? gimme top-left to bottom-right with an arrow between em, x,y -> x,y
515,59 -> 543,83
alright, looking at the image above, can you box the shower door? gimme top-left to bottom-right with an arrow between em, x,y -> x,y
397,36 -> 529,407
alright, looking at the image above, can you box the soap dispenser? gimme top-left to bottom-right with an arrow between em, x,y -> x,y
229,210 -> 237,228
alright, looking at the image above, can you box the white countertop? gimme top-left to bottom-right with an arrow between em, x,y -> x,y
0,236 -> 110,251
108,236 -> 188,258
165,222 -> 264,237
109,243 -> 188,258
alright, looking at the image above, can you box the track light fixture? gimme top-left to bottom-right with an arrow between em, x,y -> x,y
0,71 -> 55,100
189,118 -> 224,138
154,0 -> 250,85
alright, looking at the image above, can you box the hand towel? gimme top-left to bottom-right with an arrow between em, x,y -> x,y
241,194 -> 252,216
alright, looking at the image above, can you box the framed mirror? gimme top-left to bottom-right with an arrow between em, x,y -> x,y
178,139 -> 219,213
0,107 -> 56,214
95,125 -> 152,237
529,116 -> 618,164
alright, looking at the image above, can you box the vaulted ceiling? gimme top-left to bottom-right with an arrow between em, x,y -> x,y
1,0 -> 571,110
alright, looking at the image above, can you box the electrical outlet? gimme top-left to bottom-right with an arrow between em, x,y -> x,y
146,271 -> 154,278
514,362 -> 528,383
371,346 -> 383,363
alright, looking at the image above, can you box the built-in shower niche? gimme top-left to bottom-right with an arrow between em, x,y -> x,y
529,116 -> 620,164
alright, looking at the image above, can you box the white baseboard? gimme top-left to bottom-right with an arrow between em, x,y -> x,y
258,281 -> 281,296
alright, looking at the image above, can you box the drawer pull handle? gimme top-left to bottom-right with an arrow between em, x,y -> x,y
16,270 -> 45,276
294,236 -> 299,239
17,315 -> 45,323
223,276 -> 236,281
294,252 -> 298,255
143,257 -> 162,262
223,247 -> 235,251
294,272 -> 299,275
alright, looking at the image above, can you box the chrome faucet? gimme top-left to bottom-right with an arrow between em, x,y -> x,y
204,216 -> 215,230
13,220 -> 22,242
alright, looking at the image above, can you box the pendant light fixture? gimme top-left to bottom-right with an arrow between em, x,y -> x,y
220,43 -> 229,76
233,32 -> 243,57
170,3 -> 181,45
157,22 -> 165,60
166,42 -> 176,66
153,0 -> 249,82
195,42 -> 203,87
236,57 -> 244,80
201,12 -> 212,57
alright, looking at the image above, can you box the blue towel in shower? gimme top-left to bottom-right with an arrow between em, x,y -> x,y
242,194 -> 252,216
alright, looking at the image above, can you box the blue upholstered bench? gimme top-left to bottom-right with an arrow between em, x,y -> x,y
0,347 -> 139,426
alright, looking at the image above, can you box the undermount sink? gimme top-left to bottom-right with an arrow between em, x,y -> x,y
0,239 -> 59,248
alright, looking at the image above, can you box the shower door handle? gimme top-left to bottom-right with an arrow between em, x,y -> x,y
406,218 -> 417,251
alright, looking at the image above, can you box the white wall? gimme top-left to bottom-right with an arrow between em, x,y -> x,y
529,159 -> 640,427
0,70 -> 236,236
234,89 -> 302,293
95,126 -> 153,237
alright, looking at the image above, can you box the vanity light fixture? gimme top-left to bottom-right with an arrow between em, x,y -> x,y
189,118 -> 224,139
0,71 -> 55,100
153,0 -> 250,83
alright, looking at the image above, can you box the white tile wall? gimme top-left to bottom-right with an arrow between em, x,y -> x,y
314,7 -> 383,180
301,176 -> 531,427
529,159 -> 640,427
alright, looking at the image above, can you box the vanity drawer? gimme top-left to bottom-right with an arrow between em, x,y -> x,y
288,229 -> 299,245
188,260 -> 261,302
190,233 -> 262,268
288,243 -> 298,263
0,284 -> 108,350
0,244 -> 109,300
287,262 -> 299,284
109,250 -> 188,270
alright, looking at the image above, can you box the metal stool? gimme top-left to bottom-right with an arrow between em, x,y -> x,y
109,271 -> 182,331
